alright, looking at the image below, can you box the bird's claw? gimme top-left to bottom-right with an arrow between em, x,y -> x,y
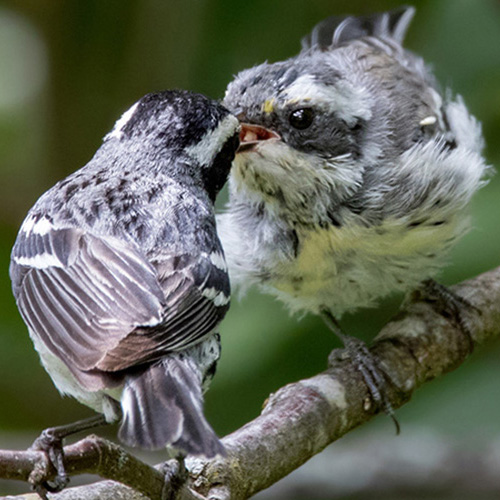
331,336 -> 400,434
418,279 -> 478,352
28,415 -> 108,497
30,428 -> 70,496
161,455 -> 189,500
322,309 -> 400,433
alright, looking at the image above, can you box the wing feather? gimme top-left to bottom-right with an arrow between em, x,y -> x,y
12,228 -> 165,370
11,224 -> 230,385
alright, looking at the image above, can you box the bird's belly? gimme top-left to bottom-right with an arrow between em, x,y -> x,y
29,329 -> 122,421
265,217 -> 463,315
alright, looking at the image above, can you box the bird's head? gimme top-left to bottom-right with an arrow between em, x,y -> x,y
222,7 -> 447,216
224,57 -> 374,207
105,90 -> 240,201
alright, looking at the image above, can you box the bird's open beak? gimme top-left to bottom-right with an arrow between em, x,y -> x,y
238,123 -> 280,153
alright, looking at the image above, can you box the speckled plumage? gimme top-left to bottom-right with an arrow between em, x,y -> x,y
10,90 -> 240,456
218,7 -> 490,317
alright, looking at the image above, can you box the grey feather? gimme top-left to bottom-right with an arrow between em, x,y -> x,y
119,352 -> 224,455
301,6 -> 416,51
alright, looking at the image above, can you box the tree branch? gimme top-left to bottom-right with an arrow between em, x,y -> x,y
0,435 -> 165,498
1,267 -> 499,500
255,429 -> 500,499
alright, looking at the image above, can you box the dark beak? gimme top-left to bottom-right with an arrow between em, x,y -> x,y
238,123 -> 280,153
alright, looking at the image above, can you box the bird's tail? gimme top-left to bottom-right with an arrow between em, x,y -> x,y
118,357 -> 224,457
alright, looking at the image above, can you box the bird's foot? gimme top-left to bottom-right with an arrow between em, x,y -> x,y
30,427 -> 69,496
161,455 -> 189,500
416,279 -> 478,352
329,335 -> 400,433
29,415 -> 108,498
321,309 -> 400,433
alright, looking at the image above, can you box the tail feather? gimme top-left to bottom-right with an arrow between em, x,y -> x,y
118,357 -> 224,457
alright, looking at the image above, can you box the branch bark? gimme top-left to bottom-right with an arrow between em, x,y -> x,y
1,266 -> 499,500
0,435 -> 165,499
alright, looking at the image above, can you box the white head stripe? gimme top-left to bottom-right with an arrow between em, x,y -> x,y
107,101 -> 140,140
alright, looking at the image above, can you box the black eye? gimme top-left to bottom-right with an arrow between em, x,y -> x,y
288,108 -> 315,130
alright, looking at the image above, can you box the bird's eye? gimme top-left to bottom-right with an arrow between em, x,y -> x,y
288,108 -> 315,130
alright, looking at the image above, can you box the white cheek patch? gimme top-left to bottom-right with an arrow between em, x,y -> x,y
185,115 -> 239,166
283,74 -> 372,125
107,101 -> 140,140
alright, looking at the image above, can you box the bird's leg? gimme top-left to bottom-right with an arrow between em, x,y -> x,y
161,454 -> 189,500
416,279 -> 477,352
321,309 -> 400,433
30,414 -> 109,496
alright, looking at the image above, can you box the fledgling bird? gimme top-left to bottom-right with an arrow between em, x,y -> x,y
10,90 -> 240,472
218,7 -> 490,414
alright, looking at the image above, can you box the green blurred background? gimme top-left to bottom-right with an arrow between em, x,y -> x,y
0,0 -> 499,497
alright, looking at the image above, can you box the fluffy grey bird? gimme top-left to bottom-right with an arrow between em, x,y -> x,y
217,7 -> 489,415
10,90 -> 239,487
